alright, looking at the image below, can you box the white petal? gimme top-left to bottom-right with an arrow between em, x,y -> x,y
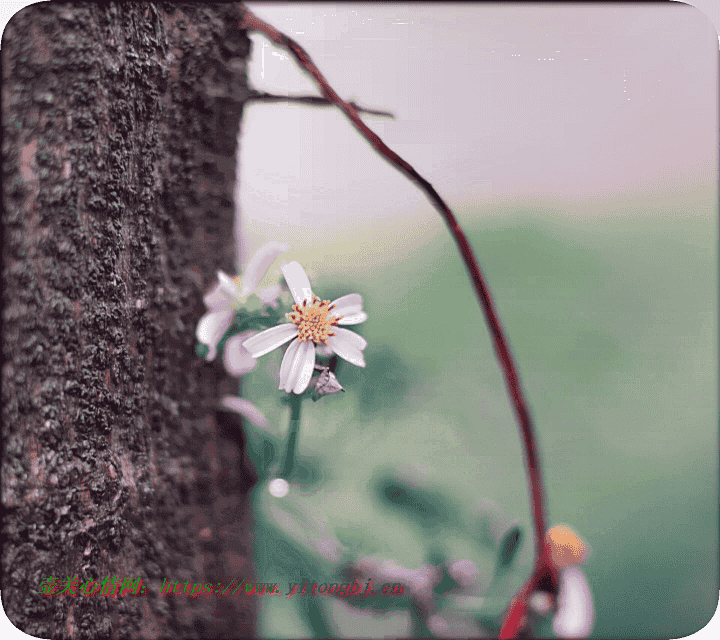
217,270 -> 241,297
337,311 -> 368,325
242,324 -> 298,358
279,338 -> 302,391
196,309 -> 235,361
220,396 -> 268,428
281,261 -> 313,306
281,339 -> 315,393
291,340 -> 316,394
553,566 -> 595,639
329,293 -> 362,315
330,293 -> 368,325
240,241 -> 290,297
331,327 -> 367,351
257,284 -> 282,307
223,331 -> 258,376
203,280 -> 235,311
315,343 -> 334,357
328,331 -> 366,367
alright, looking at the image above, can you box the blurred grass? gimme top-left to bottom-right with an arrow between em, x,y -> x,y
244,196 -> 718,638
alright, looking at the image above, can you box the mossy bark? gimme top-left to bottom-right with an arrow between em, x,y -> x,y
2,3 -> 259,638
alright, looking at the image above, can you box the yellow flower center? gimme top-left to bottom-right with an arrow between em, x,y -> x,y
287,295 -> 343,344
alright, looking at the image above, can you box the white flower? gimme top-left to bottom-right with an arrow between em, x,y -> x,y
525,525 -> 594,639
196,241 -> 289,361
242,261 -> 368,394
552,565 -> 595,639
223,330 -> 259,376
268,478 -> 290,498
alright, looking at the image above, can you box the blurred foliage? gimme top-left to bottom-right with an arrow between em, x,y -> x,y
247,205 -> 716,638
373,468 -> 462,532
341,342 -> 415,418
252,460 -> 528,638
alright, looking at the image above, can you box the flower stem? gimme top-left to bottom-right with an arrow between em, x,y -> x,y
280,393 -> 302,479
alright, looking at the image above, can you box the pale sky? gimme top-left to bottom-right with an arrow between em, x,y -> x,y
237,2 -> 717,265
1,2 -> 717,265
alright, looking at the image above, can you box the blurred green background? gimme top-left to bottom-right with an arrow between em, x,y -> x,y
241,190 -> 718,638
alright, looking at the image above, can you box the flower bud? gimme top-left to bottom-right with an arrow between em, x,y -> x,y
310,366 -> 345,401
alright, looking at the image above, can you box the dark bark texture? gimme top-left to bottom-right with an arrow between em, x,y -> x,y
2,3 -> 259,638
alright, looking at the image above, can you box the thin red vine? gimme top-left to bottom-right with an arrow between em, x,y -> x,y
239,7 -> 557,636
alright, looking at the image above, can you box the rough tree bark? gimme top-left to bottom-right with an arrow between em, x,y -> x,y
2,3 -> 260,638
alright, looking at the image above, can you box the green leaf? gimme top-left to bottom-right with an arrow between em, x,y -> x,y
469,502 -> 523,569
291,454 -> 327,490
372,469 -> 460,532
334,526 -> 379,556
257,489 -> 342,575
497,524 -> 523,568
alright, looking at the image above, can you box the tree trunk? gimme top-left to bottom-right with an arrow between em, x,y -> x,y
2,3 -> 259,637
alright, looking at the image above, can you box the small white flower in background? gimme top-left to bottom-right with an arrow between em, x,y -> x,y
220,396 -> 268,428
243,261 -> 368,395
552,564 -> 594,639
448,558 -> 480,589
268,478 -> 289,498
196,241 -> 290,361
527,525 -> 594,639
223,330 -> 259,376
354,556 -> 440,602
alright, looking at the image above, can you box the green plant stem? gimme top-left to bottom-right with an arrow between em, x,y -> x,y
280,393 -> 302,479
